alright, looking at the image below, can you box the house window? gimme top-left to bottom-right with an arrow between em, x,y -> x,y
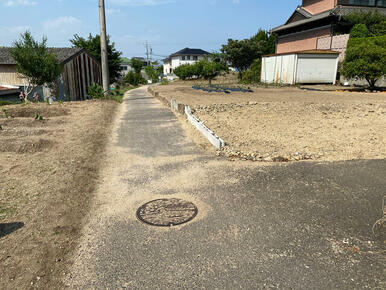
193,56 -> 198,60
120,66 -> 128,70
186,56 -> 191,60
182,56 -> 185,60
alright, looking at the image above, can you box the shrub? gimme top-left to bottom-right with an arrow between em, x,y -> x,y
370,20 -> 386,37
88,83 -> 104,99
241,59 -> 262,84
123,71 -> 146,86
144,66 -> 159,83
174,64 -> 193,80
342,36 -> 386,89
350,24 -> 370,38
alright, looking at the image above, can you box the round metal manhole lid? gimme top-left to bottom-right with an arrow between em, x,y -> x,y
137,198 -> 198,227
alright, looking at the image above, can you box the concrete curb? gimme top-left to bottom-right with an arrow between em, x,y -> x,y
184,106 -> 225,149
147,87 -> 225,149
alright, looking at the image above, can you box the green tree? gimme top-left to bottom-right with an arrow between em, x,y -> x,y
342,36 -> 386,90
123,71 -> 146,86
250,29 -> 276,55
370,21 -> 386,36
241,59 -> 262,84
174,64 -> 193,80
221,38 -> 261,79
350,24 -> 370,38
344,10 -> 386,30
131,58 -> 144,74
70,34 -> 122,83
10,31 -> 61,101
201,57 -> 227,85
144,65 -> 159,83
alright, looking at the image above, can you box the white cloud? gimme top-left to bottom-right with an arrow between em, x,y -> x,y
43,16 -> 82,31
233,0 -> 240,4
106,8 -> 122,14
110,0 -> 174,6
3,0 -> 37,7
0,25 -> 30,45
42,16 -> 83,46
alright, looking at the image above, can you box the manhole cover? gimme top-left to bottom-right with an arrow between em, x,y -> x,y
137,198 -> 198,227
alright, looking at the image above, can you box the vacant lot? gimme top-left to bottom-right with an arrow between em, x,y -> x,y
0,100 -> 117,289
153,83 -> 386,162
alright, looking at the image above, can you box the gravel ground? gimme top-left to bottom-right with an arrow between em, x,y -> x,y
153,83 -> 386,162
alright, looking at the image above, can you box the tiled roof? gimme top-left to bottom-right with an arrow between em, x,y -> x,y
0,47 -> 84,65
271,9 -> 333,33
171,48 -> 210,56
272,5 -> 386,33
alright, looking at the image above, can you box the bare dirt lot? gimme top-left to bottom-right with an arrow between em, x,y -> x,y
153,82 -> 386,162
0,100 -> 117,289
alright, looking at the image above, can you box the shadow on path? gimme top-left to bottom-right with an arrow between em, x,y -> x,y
0,222 -> 24,239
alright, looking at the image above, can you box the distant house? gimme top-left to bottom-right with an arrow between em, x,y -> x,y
119,57 -> 150,79
271,0 -> 386,60
163,48 -> 210,76
0,47 -> 102,101
119,61 -> 133,78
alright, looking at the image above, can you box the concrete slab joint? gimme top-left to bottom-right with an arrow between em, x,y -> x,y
185,105 -> 225,149
148,88 -> 225,149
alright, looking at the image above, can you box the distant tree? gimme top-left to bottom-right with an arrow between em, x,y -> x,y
201,57 -> 227,85
174,64 -> 192,80
144,65 -> 159,83
123,71 -> 146,86
70,34 -> 122,83
131,58 -> 144,74
157,65 -> 163,75
10,31 -> 61,101
221,38 -> 261,79
342,36 -> 386,90
241,59 -> 262,84
350,24 -> 370,38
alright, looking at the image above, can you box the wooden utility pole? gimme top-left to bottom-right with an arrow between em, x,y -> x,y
98,0 -> 109,94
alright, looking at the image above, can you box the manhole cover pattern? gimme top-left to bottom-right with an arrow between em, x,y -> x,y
137,198 -> 198,227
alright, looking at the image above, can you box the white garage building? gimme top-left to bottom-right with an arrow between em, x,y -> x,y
261,50 -> 340,85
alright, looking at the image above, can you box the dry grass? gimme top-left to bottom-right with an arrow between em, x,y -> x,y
0,100 -> 118,289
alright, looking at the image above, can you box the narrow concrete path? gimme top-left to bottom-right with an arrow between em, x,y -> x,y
66,87 -> 385,289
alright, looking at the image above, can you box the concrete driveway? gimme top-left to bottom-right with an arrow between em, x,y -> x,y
66,87 -> 385,289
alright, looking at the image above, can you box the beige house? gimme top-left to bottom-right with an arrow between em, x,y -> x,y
271,0 -> 386,59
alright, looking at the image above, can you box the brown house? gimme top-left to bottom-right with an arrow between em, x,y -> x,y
271,0 -> 386,60
0,47 -> 102,101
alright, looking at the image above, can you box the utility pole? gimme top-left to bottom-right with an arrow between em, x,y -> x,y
98,0 -> 109,95
145,41 -> 152,66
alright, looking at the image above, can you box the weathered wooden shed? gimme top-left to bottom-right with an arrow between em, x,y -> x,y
0,47 -> 102,101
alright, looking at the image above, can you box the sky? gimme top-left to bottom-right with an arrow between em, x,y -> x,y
0,0 -> 299,61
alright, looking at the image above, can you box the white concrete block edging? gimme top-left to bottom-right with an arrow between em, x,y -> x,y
185,106 -> 225,149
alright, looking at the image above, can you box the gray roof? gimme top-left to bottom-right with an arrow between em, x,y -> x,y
163,47 -> 210,63
272,5 -> 386,33
171,48 -> 210,56
271,9 -> 333,33
0,47 -> 84,65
